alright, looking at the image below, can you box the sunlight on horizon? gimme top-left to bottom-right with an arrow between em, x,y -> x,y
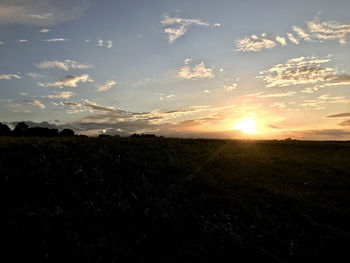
233,118 -> 258,134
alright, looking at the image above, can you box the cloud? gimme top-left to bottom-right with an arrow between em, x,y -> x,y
38,74 -> 92,88
0,0 -> 90,26
35,59 -> 93,71
293,17 -> 350,44
235,33 -> 276,52
29,13 -> 53,19
0,74 -> 22,80
300,94 -> 349,110
47,91 -> 74,99
97,39 -> 113,49
161,14 -> 218,43
287,33 -> 299,44
95,80 -> 116,92
292,26 -> 312,42
258,56 -> 350,90
184,58 -> 193,65
10,103 -> 31,113
25,99 -> 45,109
339,119 -> 350,126
222,83 -> 238,91
39,28 -> 51,33
0,41 -> 4,45
44,38 -> 69,42
178,62 -> 215,80
26,72 -> 45,79
327,113 -> 350,118
155,93 -> 176,101
260,91 -> 296,98
275,36 -> 287,46
17,39 -> 28,43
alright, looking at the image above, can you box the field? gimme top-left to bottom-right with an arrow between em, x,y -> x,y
1,137 -> 350,262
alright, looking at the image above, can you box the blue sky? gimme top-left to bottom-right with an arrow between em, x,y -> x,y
0,0 -> 349,139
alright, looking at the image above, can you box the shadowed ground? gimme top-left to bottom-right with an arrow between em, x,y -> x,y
1,137 -> 350,262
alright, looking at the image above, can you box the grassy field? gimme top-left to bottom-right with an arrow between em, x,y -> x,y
1,137 -> 350,262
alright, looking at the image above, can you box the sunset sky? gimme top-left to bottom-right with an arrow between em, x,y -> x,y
0,0 -> 349,139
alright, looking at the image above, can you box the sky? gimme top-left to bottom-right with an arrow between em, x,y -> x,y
0,0 -> 349,140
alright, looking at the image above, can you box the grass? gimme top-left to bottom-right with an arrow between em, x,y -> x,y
1,137 -> 350,262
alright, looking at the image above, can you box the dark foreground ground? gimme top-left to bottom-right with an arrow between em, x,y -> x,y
1,137 -> 350,262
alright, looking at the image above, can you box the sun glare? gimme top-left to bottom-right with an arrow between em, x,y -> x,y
233,118 -> 257,134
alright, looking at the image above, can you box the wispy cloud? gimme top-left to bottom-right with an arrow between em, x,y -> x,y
97,39 -> 113,49
275,36 -> 287,46
47,91 -> 74,99
178,62 -> 215,80
287,33 -> 299,45
38,74 -> 92,88
0,41 -> 4,45
16,39 -> 28,43
258,56 -> 350,91
95,80 -> 116,92
161,14 -> 219,43
40,28 -> 51,33
339,119 -> 350,126
26,72 -> 45,79
29,13 -> 53,20
0,74 -> 22,80
327,113 -> 350,118
293,17 -> 350,44
35,59 -> 93,71
300,94 -> 349,110
235,33 -> 276,52
44,38 -> 69,42
260,91 -> 296,98
0,0 -> 90,26
25,99 -> 45,109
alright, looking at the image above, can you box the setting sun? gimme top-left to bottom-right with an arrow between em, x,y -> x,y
233,118 -> 257,134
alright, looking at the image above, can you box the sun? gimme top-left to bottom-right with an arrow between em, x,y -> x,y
233,118 -> 257,134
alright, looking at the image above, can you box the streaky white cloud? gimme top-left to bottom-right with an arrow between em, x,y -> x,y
161,14 -> 219,43
47,91 -> 74,99
29,13 -> 53,19
40,28 -> 51,33
275,36 -> 287,46
260,56 -> 350,94
35,59 -> 93,71
0,41 -> 4,45
44,38 -> 69,42
300,94 -> 349,110
0,0 -> 90,26
0,74 -> 22,80
38,74 -> 92,88
25,99 -> 45,109
95,80 -> 116,92
26,72 -> 45,79
287,33 -> 299,45
178,62 -> 215,80
292,26 -> 312,41
260,91 -> 296,98
17,39 -> 28,43
235,34 -> 276,52
293,17 -> 350,44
